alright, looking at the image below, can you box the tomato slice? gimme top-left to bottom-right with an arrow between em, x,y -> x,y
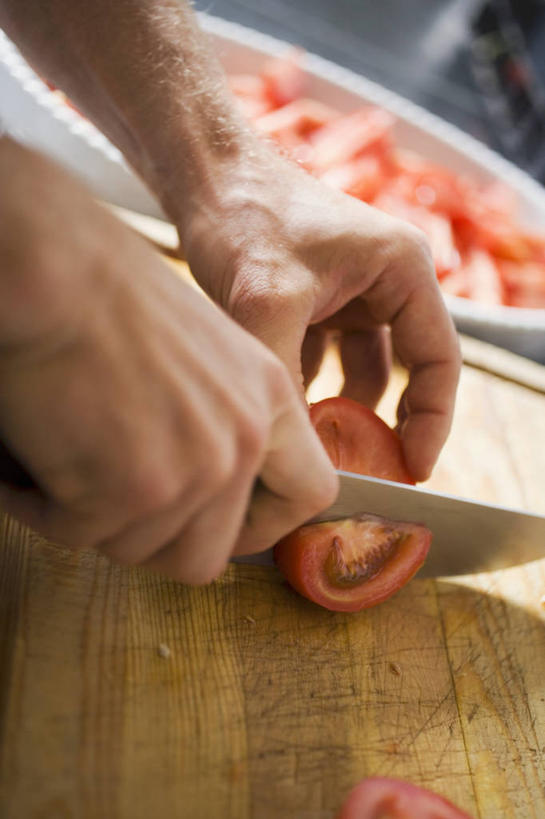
309,107 -> 395,171
462,248 -> 506,306
336,777 -> 473,819
309,397 -> 414,482
228,74 -> 272,120
274,398 -> 432,612
261,48 -> 307,108
319,155 -> 386,202
274,515 -> 431,612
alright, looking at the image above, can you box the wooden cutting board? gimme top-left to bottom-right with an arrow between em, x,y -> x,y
1,284 -> 545,817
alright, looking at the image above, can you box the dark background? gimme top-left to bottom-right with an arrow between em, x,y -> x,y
194,0 -> 545,181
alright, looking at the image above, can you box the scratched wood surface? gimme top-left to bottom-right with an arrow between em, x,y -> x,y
1,330 -> 545,818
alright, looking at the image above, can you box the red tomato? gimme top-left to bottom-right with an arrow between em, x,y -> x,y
462,248 -> 506,306
309,397 -> 413,482
390,151 -> 470,219
319,155 -> 386,202
261,48 -> 307,108
336,777 -> 473,819
309,107 -> 395,171
454,212 -> 533,262
254,99 -> 339,157
273,398 -> 432,613
499,259 -> 545,308
228,74 -> 272,120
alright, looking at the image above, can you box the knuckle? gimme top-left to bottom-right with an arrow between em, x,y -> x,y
308,469 -> 339,515
43,461 -> 90,507
123,463 -> 182,515
265,353 -> 294,402
401,224 -> 434,267
289,467 -> 339,526
230,274 -> 305,330
208,438 -> 237,488
237,414 -> 267,466
190,437 -> 237,498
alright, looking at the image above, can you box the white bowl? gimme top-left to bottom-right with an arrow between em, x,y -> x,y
2,14 -> 545,360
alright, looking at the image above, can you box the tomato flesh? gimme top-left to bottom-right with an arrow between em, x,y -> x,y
275,515 -> 430,613
336,777 -> 473,819
274,398 -> 432,612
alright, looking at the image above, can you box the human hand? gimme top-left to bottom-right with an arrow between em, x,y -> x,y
172,142 -> 461,482
0,139 -> 337,580
0,0 -> 459,482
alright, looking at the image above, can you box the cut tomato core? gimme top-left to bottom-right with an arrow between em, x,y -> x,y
325,515 -> 407,588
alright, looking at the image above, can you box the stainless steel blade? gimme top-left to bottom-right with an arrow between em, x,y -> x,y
233,470 -> 545,576
311,470 -> 545,576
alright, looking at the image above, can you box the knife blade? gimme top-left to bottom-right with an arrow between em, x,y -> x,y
234,470 -> 545,576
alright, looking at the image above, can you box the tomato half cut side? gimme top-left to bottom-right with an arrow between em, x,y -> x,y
336,777 -> 474,819
274,514 -> 431,613
274,397 -> 432,612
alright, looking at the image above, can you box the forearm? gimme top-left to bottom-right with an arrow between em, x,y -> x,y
0,0 -> 253,221
0,135 -> 131,353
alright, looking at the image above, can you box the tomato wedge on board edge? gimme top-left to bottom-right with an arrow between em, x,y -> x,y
336,777 -> 474,819
273,398 -> 432,613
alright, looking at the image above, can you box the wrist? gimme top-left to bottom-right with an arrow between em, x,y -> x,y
143,112 -> 257,230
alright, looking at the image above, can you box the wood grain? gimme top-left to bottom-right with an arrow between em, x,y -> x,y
1,333 -> 545,818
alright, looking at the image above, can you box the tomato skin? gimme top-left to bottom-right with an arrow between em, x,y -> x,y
309,397 -> 414,483
336,777 -> 473,819
274,398 -> 432,612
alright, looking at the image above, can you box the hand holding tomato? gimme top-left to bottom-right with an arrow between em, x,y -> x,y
2,0 -> 459,482
176,139 -> 461,482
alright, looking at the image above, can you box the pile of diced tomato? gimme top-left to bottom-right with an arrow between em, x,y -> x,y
229,49 -> 545,309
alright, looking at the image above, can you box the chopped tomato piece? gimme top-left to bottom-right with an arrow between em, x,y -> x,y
478,179 -> 519,219
319,155 -> 386,201
261,48 -> 307,108
254,99 -> 339,152
274,398 -> 431,612
336,777 -> 473,818
228,74 -> 272,119
499,259 -> 545,307
454,212 -> 533,262
462,248 -> 506,305
309,107 -> 395,171
390,151 -> 470,218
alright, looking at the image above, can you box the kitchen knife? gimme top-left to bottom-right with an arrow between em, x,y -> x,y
234,470 -> 545,576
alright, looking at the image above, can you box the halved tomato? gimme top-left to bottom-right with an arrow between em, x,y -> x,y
336,777 -> 473,819
309,397 -> 413,482
274,398 -> 432,613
